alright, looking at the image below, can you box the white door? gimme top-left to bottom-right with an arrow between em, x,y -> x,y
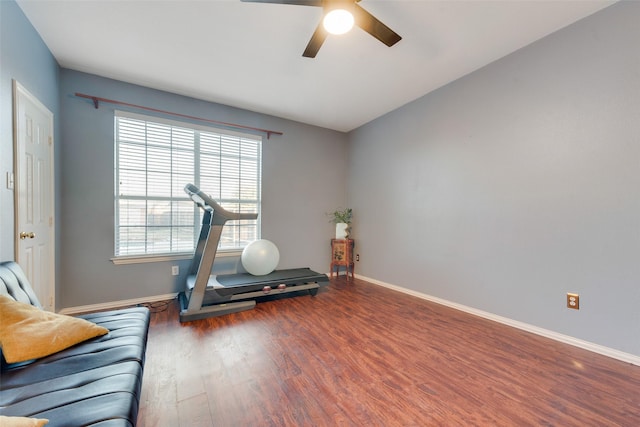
13,80 -> 55,311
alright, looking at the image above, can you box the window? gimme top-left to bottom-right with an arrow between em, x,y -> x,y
114,111 -> 261,258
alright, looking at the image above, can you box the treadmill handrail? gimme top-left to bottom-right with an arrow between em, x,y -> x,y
184,183 -> 258,221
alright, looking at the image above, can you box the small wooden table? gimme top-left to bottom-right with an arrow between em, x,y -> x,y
330,238 -> 354,280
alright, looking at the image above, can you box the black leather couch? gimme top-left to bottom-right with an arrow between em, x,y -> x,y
0,261 -> 150,426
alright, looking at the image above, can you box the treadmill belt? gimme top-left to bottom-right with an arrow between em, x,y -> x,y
216,268 -> 326,287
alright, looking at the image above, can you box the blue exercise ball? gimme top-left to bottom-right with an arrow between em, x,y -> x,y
241,239 -> 280,276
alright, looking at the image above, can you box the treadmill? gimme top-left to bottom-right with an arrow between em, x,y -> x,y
179,184 -> 328,322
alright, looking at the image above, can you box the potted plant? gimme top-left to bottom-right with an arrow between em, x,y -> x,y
328,208 -> 352,239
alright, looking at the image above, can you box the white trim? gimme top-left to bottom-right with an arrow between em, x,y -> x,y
59,293 -> 178,315
111,250 -> 240,265
59,274 -> 640,366
355,274 -> 640,367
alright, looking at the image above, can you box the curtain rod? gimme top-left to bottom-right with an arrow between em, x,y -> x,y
74,92 -> 283,139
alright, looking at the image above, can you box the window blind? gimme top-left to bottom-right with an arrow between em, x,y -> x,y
114,110 -> 261,257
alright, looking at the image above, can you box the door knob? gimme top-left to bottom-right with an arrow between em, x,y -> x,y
19,231 -> 36,240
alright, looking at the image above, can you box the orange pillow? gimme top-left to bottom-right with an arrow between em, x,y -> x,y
0,415 -> 48,426
0,295 -> 108,364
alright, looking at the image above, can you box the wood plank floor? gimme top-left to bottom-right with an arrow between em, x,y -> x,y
137,277 -> 640,426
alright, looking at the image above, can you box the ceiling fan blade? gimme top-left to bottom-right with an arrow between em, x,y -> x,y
302,22 -> 328,58
240,0 -> 323,6
352,3 -> 401,47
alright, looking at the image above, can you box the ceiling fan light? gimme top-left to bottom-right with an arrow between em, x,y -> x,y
323,9 -> 354,35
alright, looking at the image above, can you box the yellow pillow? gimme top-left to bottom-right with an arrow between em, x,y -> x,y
0,415 -> 49,426
0,295 -> 108,364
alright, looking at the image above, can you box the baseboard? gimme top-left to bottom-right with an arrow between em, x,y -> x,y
59,293 -> 178,315
59,277 -> 640,366
355,274 -> 640,367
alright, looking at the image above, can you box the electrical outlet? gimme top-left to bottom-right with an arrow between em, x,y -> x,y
171,265 -> 179,276
567,293 -> 579,310
356,254 -> 360,262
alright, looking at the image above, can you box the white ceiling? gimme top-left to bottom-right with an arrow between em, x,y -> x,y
17,0 -> 615,132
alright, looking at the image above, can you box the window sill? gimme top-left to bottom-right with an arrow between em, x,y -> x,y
111,250 -> 242,265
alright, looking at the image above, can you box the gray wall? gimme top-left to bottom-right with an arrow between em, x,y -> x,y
59,70 -> 348,308
0,0 -> 61,292
348,1 -> 639,356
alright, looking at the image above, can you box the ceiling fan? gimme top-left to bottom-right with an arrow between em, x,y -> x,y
241,0 -> 402,58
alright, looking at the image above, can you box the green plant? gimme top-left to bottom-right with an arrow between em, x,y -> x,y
328,207 -> 352,224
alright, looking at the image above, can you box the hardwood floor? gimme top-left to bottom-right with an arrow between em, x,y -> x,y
137,277 -> 640,426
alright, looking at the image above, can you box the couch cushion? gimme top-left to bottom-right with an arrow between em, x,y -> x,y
0,307 -> 149,427
0,262 -> 42,307
0,295 -> 109,363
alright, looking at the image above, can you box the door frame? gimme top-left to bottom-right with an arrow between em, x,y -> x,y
13,79 -> 55,309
